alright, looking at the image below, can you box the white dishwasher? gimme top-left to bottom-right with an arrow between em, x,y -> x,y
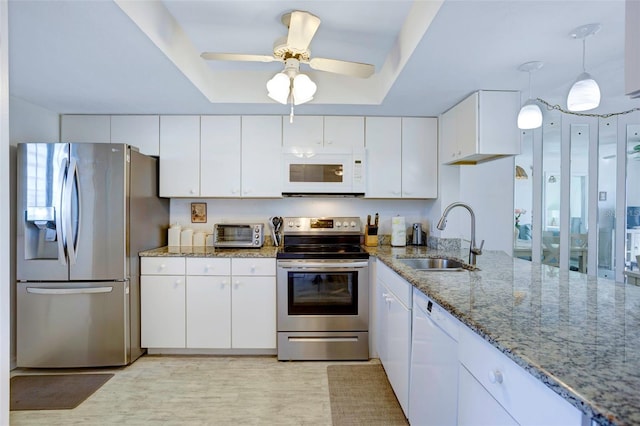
409,288 -> 461,426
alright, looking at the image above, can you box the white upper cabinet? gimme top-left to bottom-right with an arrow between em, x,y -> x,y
61,115 -> 111,143
365,117 -> 437,199
626,0 -> 640,98
323,116 -> 365,149
159,115 -> 201,197
111,115 -> 160,156
283,116 -> 364,150
241,116 -> 282,197
200,116 -> 241,197
402,117 -> 438,198
441,90 -> 520,165
365,117 -> 402,198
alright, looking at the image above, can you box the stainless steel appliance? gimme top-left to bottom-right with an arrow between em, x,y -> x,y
213,223 -> 264,248
411,223 -> 425,245
282,149 -> 366,196
276,217 -> 369,360
16,143 -> 169,368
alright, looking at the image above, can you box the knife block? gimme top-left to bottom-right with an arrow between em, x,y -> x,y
365,225 -> 378,247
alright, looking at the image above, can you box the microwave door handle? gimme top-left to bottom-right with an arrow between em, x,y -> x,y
63,157 -> 80,265
56,158 -> 68,266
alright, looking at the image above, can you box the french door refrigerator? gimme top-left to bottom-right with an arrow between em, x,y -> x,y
16,143 -> 169,367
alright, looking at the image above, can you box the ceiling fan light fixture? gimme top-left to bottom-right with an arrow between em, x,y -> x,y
292,73 -> 316,105
567,72 -> 601,111
517,99 -> 543,130
266,72 -> 291,104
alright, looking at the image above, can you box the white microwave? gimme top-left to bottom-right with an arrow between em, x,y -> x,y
282,149 -> 366,196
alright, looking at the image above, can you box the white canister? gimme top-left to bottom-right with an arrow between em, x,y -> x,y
391,216 -> 406,247
168,223 -> 181,247
180,228 -> 193,247
193,232 -> 206,247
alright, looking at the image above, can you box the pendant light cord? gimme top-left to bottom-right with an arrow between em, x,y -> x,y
582,38 -> 587,73
537,97 -> 640,118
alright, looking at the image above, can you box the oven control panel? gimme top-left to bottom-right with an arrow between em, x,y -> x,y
283,217 -> 362,233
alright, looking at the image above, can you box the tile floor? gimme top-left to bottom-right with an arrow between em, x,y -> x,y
10,355 -> 378,425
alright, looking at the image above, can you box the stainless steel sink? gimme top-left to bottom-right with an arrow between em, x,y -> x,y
398,257 -> 465,271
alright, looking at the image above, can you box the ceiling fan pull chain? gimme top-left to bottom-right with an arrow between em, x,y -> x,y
290,104 -> 295,123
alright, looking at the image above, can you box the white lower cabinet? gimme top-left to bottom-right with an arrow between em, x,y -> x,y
376,262 -> 411,418
457,324 -> 582,426
141,257 -> 276,351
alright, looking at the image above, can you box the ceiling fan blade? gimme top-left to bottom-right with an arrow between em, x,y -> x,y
286,11 -> 321,51
200,52 -> 278,63
309,57 -> 375,78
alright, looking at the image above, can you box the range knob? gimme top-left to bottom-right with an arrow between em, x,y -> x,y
350,221 -> 357,228
336,222 -> 342,228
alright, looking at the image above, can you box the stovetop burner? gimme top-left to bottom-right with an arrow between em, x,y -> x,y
277,216 -> 369,260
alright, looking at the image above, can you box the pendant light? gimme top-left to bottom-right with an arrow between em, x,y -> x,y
517,61 -> 544,130
567,23 -> 601,112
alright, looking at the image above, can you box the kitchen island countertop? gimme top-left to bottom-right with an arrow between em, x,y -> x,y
140,244 -> 640,425
368,245 -> 640,426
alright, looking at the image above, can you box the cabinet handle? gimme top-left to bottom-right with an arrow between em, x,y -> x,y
190,189 -> 196,195
488,369 -> 504,384
159,263 -> 166,270
174,279 -> 182,287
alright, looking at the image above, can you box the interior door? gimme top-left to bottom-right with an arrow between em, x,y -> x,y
70,143 -> 128,281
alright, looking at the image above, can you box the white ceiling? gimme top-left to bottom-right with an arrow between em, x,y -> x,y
8,0 -> 639,117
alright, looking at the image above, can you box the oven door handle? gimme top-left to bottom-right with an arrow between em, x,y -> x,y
277,261 -> 368,269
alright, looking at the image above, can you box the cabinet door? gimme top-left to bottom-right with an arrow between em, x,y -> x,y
111,115 -> 159,156
365,117 -> 401,198
456,92 -> 480,159
231,276 -> 276,348
402,117 -> 438,198
200,116 -> 241,197
375,279 -> 390,364
241,116 -> 282,197
458,365 -> 518,426
159,115 -> 200,197
141,275 -> 185,348
61,115 -> 111,143
282,115 -> 323,150
478,91 -> 520,156
439,108 -> 457,164
384,288 -> 411,417
186,275 -> 231,348
324,116 -> 364,149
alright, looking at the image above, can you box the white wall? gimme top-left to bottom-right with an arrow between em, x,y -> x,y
171,198 -> 435,241
1,1 -> 10,423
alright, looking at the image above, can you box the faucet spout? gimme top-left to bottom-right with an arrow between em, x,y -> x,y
436,202 -> 484,266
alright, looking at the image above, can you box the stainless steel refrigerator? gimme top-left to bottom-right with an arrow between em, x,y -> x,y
16,143 -> 169,368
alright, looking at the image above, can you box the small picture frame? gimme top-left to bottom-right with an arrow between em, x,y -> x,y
191,202 -> 207,223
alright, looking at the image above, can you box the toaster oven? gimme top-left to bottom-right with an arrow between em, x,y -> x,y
213,223 -> 264,248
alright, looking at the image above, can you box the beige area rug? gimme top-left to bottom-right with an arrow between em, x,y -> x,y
10,374 -> 114,410
327,364 -> 408,426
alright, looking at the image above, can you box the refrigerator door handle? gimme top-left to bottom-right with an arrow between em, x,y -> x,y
63,157 -> 80,265
56,157 -> 68,266
26,286 -> 114,295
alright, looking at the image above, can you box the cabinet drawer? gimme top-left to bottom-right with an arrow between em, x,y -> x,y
458,326 -> 581,426
186,258 -> 231,276
232,258 -> 276,276
377,262 -> 411,307
141,257 -> 185,275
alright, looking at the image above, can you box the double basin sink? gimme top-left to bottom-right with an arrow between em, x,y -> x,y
397,257 -> 467,271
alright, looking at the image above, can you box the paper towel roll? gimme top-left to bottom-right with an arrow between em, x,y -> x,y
193,232 -> 206,247
391,216 -> 406,247
180,228 -> 193,247
168,224 -> 181,247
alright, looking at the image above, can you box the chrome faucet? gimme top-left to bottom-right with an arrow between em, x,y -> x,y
436,202 -> 485,266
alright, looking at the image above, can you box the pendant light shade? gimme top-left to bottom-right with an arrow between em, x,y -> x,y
517,100 -> 543,130
267,72 -> 291,104
292,74 -> 317,105
566,23 -> 601,112
515,165 -> 528,180
517,61 -> 544,130
567,72 -> 601,112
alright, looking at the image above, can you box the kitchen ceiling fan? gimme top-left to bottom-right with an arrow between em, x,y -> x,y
200,10 -> 375,105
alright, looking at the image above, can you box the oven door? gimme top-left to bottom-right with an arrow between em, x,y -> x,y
276,259 -> 369,332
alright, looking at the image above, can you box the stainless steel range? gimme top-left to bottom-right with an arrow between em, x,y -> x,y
276,217 -> 369,361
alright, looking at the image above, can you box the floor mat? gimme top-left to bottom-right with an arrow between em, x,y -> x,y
327,364 -> 408,425
10,374 -> 114,410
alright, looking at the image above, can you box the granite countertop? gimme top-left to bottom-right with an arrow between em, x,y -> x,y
140,243 -> 640,424
625,269 -> 640,280
370,245 -> 640,426
139,245 -> 279,258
